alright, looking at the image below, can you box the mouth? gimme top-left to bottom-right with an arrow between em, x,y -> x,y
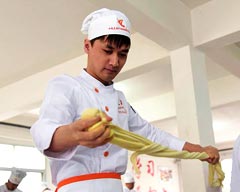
104,68 -> 118,73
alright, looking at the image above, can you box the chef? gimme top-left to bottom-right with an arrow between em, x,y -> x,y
123,172 -> 136,192
0,169 -> 26,192
30,7 -> 220,192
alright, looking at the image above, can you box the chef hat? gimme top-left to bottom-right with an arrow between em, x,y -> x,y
81,8 -> 131,40
123,172 -> 135,183
9,169 -> 27,185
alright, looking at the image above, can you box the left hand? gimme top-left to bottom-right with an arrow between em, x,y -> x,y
201,145 -> 220,164
183,142 -> 220,164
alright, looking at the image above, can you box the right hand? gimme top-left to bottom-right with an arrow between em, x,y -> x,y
70,114 -> 113,148
49,113 -> 112,152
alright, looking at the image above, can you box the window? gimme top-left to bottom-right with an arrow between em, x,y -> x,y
0,144 -> 46,192
14,146 -> 45,169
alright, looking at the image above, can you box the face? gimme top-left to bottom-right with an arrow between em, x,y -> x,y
6,181 -> 18,191
125,182 -> 134,189
84,37 -> 130,85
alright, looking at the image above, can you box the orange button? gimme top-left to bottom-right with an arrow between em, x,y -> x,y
103,151 -> 109,157
94,88 -> 99,93
105,106 -> 109,112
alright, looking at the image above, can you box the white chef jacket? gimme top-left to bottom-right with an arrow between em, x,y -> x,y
31,69 -> 185,191
230,135 -> 240,192
0,185 -> 22,192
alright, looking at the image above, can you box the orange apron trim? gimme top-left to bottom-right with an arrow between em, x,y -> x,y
55,172 -> 121,192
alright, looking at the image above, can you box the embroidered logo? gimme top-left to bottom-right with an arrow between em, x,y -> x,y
117,19 -> 125,27
118,99 -> 127,114
108,18 -> 130,33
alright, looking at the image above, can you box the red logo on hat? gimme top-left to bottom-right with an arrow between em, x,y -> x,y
108,18 -> 130,33
118,19 -> 125,27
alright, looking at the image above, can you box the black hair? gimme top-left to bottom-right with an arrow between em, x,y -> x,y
90,34 -> 131,48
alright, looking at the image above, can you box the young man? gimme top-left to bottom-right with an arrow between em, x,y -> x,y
0,169 -> 26,192
31,8 -> 220,192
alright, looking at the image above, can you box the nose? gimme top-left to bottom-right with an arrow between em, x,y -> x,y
109,53 -> 119,67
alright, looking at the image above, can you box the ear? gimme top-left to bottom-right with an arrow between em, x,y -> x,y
84,39 -> 90,53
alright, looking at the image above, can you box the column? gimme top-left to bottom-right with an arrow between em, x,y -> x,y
170,46 -> 218,192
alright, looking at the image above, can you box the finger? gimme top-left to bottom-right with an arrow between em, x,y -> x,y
105,115 -> 112,122
76,116 -> 102,131
101,112 -> 112,122
79,128 -> 112,147
93,126 -> 112,142
212,156 -> 220,164
208,156 -> 219,164
81,123 -> 109,140
85,116 -> 102,127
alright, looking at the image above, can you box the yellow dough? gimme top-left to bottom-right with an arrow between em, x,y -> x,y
81,108 -> 225,187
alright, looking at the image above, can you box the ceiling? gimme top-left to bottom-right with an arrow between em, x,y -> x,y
1,0 -> 240,148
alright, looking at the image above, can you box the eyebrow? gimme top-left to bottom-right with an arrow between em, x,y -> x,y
106,44 -> 129,53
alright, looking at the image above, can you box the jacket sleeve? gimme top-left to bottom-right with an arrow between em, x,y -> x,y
30,75 -> 79,160
127,104 -> 186,151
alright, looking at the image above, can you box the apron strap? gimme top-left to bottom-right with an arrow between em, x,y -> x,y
55,172 -> 121,192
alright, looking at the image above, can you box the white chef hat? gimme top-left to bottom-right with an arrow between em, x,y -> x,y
123,172 -> 135,183
9,169 -> 27,185
81,8 -> 131,40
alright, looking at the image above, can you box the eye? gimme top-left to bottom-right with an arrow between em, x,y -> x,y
119,52 -> 127,58
104,49 -> 112,54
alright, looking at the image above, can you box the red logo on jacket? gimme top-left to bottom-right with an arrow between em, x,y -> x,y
118,99 -> 127,114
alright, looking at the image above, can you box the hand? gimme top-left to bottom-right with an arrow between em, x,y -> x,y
201,146 -> 220,164
183,142 -> 220,164
70,114 -> 113,148
49,113 -> 112,152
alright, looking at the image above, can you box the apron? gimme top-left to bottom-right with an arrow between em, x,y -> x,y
56,172 -> 123,192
